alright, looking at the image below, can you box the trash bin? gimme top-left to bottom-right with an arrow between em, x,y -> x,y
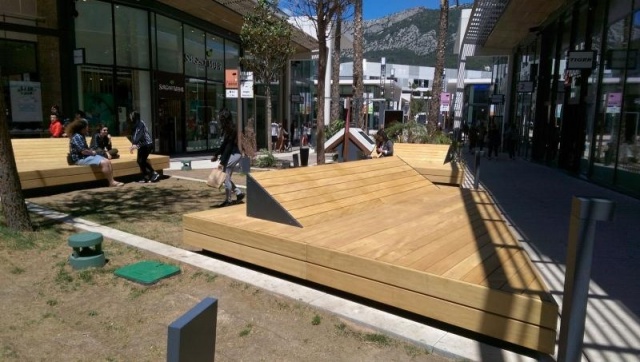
300,147 -> 309,167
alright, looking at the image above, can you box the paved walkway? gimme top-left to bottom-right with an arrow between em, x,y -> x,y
29,147 -> 640,361
461,151 -> 640,362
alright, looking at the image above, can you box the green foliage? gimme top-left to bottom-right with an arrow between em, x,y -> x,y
326,119 -> 345,139
384,121 -> 452,145
311,315 -> 322,326
255,149 -> 277,168
241,0 -> 295,86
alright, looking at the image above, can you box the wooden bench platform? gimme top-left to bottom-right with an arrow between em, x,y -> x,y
183,157 -> 559,354
393,143 -> 464,186
12,136 -> 170,190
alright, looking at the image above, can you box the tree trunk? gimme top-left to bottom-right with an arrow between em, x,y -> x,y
315,16 -> 328,165
330,11 -> 342,125
0,69 -> 33,231
353,0 -> 364,129
265,84 -> 272,152
428,0 -> 449,128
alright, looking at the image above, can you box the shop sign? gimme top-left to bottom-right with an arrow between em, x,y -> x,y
225,69 -> 238,88
240,71 -> 254,98
440,104 -> 450,112
566,51 -> 596,70
184,54 -> 222,70
9,81 -> 43,123
606,92 -> 622,113
517,81 -> 534,92
226,89 -> 238,98
440,92 -> 451,105
156,72 -> 185,98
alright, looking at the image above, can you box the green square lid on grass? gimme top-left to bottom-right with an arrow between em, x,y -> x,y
114,260 -> 181,285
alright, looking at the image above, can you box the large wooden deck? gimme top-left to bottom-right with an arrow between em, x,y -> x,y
183,157 -> 558,354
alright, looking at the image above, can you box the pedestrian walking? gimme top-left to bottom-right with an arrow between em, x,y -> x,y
211,108 -> 245,207
129,110 -> 160,183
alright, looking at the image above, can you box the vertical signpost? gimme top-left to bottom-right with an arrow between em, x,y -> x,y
440,92 -> 450,128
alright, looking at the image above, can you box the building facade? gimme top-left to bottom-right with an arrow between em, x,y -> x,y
2,0 -> 315,153
462,0 -> 640,198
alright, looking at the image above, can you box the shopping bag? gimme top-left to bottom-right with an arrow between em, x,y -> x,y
207,168 -> 226,189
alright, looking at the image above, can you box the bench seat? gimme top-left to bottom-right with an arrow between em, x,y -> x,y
393,143 -> 464,186
12,136 -> 170,190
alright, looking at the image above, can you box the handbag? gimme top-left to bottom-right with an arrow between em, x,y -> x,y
207,168 -> 226,189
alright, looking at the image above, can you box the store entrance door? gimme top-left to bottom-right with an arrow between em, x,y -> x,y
157,98 -> 184,154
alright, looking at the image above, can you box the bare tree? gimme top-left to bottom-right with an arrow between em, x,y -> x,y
283,0 -> 350,164
428,0 -> 449,128
352,0 -> 364,129
0,68 -> 33,231
241,0 -> 296,152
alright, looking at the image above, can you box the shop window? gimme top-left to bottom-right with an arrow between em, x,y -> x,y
75,1 -> 114,65
114,5 -> 150,69
206,34 -> 224,82
184,25 -> 206,78
155,15 -> 183,74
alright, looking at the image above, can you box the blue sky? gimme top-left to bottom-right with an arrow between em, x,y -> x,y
363,0 -> 473,20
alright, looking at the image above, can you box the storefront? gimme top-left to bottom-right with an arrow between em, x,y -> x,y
2,0 -> 315,154
471,0 -> 640,197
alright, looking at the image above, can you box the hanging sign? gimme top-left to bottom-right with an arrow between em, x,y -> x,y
566,51 -> 596,70
225,69 -> 238,88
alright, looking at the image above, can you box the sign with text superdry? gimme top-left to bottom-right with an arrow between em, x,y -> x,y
155,71 -> 185,99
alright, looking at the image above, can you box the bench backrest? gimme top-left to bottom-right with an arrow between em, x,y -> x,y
248,157 -> 438,227
393,143 -> 452,164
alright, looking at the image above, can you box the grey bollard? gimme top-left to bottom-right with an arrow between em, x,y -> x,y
557,197 -> 615,362
473,151 -> 482,190
292,153 -> 299,167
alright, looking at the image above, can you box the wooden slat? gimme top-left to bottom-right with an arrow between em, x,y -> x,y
182,155 -> 559,353
12,137 -> 169,189
394,143 -> 464,186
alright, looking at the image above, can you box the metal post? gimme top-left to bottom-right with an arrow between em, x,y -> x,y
557,197 -> 615,362
473,150 -> 482,190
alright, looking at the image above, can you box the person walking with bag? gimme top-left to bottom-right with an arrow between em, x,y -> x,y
211,108 -> 245,207
129,111 -> 160,183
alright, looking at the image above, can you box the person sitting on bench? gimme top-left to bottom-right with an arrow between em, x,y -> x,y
90,124 -> 119,160
66,119 -> 123,187
375,129 -> 394,157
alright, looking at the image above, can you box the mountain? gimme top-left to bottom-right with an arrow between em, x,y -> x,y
342,5 -> 487,69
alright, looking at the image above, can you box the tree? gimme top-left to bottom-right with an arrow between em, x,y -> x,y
0,68 -> 33,231
428,0 -> 449,128
329,5 -> 343,125
283,0 -> 351,164
241,0 -> 296,152
352,0 -> 364,129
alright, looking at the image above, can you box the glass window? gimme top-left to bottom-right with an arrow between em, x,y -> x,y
79,65 -> 115,131
75,1 -> 113,65
206,34 -> 224,81
184,25 -> 205,78
114,5 -> 150,68
116,69 -> 151,136
616,8 -> 640,193
155,15 -> 183,73
225,40 -> 240,70
185,78 -> 206,151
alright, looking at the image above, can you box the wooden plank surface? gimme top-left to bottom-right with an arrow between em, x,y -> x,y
182,156 -> 558,353
12,137 -> 169,189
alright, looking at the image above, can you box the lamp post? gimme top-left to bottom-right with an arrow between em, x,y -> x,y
380,57 -> 386,109
390,68 -> 395,110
